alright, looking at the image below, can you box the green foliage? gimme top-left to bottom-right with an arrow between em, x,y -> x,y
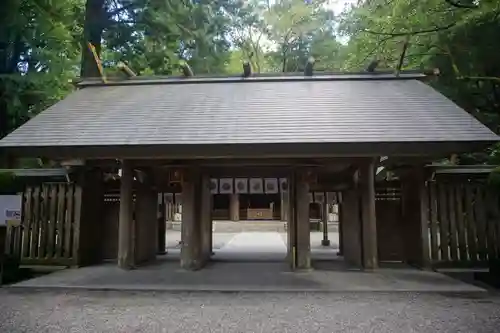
101,0 -> 236,76
260,0 -> 342,72
338,0 -> 500,164
488,166 -> 500,189
0,171 -> 17,193
0,0 -> 84,139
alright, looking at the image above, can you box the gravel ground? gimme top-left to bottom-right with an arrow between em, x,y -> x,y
0,290 -> 499,333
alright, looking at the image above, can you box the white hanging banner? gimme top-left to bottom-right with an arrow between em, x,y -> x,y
279,178 -> 288,193
264,178 -> 278,194
314,192 -> 325,203
210,178 -> 219,194
235,178 -> 248,194
249,178 -> 263,194
219,178 -> 233,194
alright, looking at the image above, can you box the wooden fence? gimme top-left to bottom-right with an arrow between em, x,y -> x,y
4,178 -> 499,268
427,181 -> 500,267
5,183 -> 80,266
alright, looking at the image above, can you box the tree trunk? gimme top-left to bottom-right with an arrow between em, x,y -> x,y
282,49 -> 287,73
80,0 -> 106,78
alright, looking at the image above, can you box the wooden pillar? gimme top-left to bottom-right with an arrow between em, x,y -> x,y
359,161 -> 378,270
281,190 -> 288,221
230,193 -> 239,221
200,174 -> 213,262
287,170 -> 310,270
401,166 -> 430,268
286,173 -> 295,267
341,187 -> 362,267
337,193 -> 344,256
321,192 -> 330,246
157,193 -> 166,254
118,160 -> 135,269
180,168 -> 203,270
166,194 -> 174,228
135,181 -> 158,264
75,167 -> 104,266
296,170 -> 311,270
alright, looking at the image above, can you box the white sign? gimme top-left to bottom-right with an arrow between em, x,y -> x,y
219,178 -> 234,194
264,178 -> 278,194
0,195 -> 22,226
249,178 -> 263,194
210,179 -> 218,194
235,178 -> 248,194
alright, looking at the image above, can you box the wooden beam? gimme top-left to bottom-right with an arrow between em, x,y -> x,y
126,157 -> 359,168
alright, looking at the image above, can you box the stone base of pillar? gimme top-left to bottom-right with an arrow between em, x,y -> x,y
321,239 -> 331,246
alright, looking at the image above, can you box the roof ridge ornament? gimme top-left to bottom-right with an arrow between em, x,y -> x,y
87,42 -> 107,84
117,62 -> 137,78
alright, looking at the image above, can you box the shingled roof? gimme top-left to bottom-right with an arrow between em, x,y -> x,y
0,73 -> 498,159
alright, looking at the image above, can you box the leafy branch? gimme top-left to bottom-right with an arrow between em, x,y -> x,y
444,0 -> 479,9
363,23 -> 456,36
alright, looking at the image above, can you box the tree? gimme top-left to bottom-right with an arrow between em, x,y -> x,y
80,0 -> 241,77
338,0 -> 500,164
0,0 -> 84,167
0,0 -> 83,137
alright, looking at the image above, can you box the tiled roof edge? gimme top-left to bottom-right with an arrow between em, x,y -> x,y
75,71 -> 428,88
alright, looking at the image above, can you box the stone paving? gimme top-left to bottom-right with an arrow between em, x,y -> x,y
166,230 -> 340,251
6,229 -> 486,293
7,259 -> 486,293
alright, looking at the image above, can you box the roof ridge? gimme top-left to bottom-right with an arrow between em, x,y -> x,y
76,71 -> 428,88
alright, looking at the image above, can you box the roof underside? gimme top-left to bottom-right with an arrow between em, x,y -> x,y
0,76 -> 498,159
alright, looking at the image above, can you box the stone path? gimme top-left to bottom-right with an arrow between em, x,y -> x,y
219,232 -> 287,253
214,232 -> 288,261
